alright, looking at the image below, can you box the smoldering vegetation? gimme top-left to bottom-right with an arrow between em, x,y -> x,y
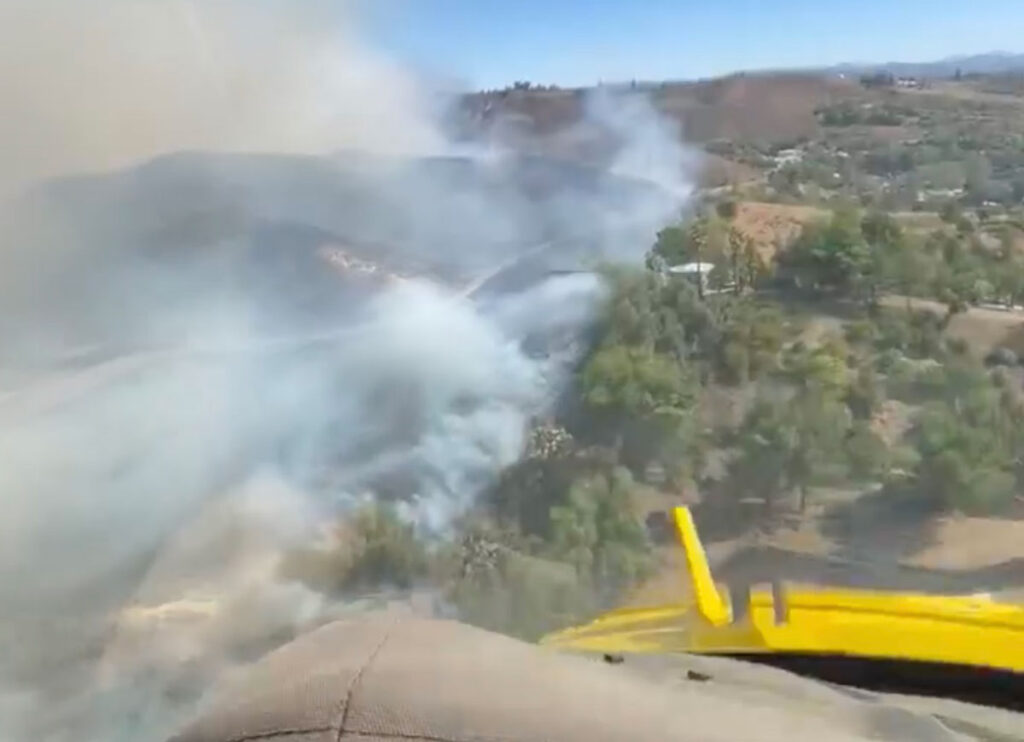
0,2 -> 695,740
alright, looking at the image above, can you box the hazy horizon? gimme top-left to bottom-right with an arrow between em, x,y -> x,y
364,0 -> 1024,89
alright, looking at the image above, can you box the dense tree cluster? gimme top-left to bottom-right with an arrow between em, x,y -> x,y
902,362 -> 1024,515
281,199 -> 1024,642
586,204 -> 1024,520
779,207 -> 1024,313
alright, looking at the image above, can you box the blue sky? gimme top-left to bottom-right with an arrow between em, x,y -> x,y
362,1 -> 1024,89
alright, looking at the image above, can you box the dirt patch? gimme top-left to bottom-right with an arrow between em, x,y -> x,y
908,516 -> 1024,570
657,74 -> 858,143
764,510 -> 837,555
861,124 -> 924,142
945,308 -> 1024,355
632,488 -> 1024,610
698,154 -> 761,188
880,295 -> 1024,356
891,211 -> 945,233
627,543 -> 692,606
732,201 -> 826,260
901,82 -> 1024,108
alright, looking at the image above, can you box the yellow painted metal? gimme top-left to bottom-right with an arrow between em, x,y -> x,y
541,507 -> 1024,675
673,507 -> 731,626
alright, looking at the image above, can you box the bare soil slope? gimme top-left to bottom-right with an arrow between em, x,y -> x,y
656,74 -> 858,143
461,73 -> 860,151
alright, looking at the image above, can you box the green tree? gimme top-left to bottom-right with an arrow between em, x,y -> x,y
446,520 -> 589,640
992,241 -> 1024,308
940,200 -> 963,225
886,238 -> 937,300
861,210 -> 903,250
651,225 -> 689,266
908,364 -> 1021,515
456,465 -> 657,638
722,397 -> 793,514
779,208 -> 873,300
580,339 -> 701,482
845,421 -> 890,481
716,199 -> 739,221
687,218 -> 711,299
846,362 -> 882,420
925,231 -> 984,315
724,386 -> 850,514
705,299 -> 785,385
549,467 -> 654,601
342,504 -> 430,590
596,266 -> 665,348
872,308 -> 946,360
912,405 -> 1016,514
964,152 -> 994,204
582,345 -> 695,421
725,225 -> 763,295
787,386 -> 852,511
782,337 -> 851,397
488,424 -> 580,538
860,210 -> 907,304
279,503 -> 429,595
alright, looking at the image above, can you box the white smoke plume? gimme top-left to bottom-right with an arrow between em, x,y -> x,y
0,0 -> 441,192
0,2 -> 697,740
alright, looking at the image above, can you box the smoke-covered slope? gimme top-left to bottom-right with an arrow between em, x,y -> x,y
0,143 -> 690,742
0,3 -> 697,739
0,151 -> 671,358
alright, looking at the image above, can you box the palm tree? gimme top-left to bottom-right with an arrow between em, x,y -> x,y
687,218 -> 709,299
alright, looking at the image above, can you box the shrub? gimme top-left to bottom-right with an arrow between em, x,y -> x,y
279,504 -> 429,595
985,347 -> 1019,367
845,421 -> 889,480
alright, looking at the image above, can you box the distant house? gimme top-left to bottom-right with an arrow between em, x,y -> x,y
774,149 -> 804,167
922,187 -> 964,200
668,262 -> 718,294
895,77 -> 921,89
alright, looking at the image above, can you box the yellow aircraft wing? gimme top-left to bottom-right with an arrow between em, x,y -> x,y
542,507 -> 1024,676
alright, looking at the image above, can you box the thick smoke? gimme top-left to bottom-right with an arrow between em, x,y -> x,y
0,0 -> 440,192
0,2 -> 695,740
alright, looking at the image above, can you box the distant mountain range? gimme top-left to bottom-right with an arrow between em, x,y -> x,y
810,51 -> 1024,79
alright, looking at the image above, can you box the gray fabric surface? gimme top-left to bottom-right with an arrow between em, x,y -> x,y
170,612 -> 1016,741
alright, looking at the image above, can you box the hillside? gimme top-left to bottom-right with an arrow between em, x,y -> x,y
0,151 -> 668,359
655,74 -> 857,143
459,68 -> 1024,201
815,51 -> 1024,79
450,68 -> 1024,652
10,57 -> 1024,742
5,0 -> 1024,735
457,74 -> 858,184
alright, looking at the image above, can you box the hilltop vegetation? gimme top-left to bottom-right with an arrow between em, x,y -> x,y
464,70 -> 1024,211
584,201 -> 1024,517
